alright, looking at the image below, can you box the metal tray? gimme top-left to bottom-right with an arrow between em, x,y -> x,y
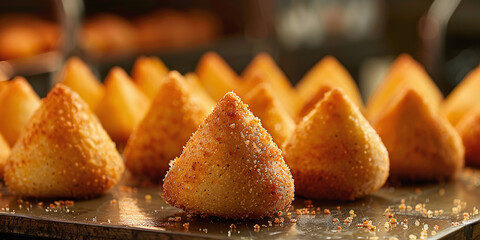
1,169 -> 480,239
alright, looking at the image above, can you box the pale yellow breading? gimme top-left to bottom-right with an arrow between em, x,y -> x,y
131,56 -> 169,100
184,72 -> 216,110
244,83 -> 295,146
443,65 -> 480,126
366,54 -> 443,123
283,88 -> 389,200
5,84 -> 124,199
124,71 -> 210,180
163,92 -> 295,219
95,67 -> 149,144
196,52 -> 239,101
374,88 -> 464,182
296,56 -> 364,113
242,53 -> 297,116
456,105 -> 480,167
0,77 -> 41,146
57,57 -> 105,111
0,133 -> 10,179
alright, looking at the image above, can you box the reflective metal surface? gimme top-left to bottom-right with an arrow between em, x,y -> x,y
1,169 -> 480,239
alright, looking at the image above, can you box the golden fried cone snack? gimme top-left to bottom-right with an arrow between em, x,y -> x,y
0,77 -> 41,146
184,72 -> 215,110
456,105 -> 480,167
374,89 -> 464,182
242,53 -> 297,116
244,83 -> 295,146
163,92 -> 295,219
366,54 -> 443,122
58,57 -> 104,111
131,56 -> 169,99
296,56 -> 363,112
5,84 -> 124,198
124,71 -> 210,180
0,133 -> 10,179
96,67 -> 149,144
283,88 -> 389,200
196,52 -> 239,101
443,65 -> 480,126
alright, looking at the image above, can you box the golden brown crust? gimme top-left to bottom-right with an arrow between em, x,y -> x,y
374,89 -> 464,182
0,133 -> 10,179
57,57 -> 104,111
443,65 -> 480,126
296,56 -> 364,113
283,88 -> 389,200
242,53 -> 297,116
0,77 -> 41,146
95,67 -> 149,144
456,105 -> 480,167
163,92 -> 294,219
195,52 -> 239,101
5,84 -> 124,199
244,83 -> 295,146
131,56 -> 169,99
366,54 -> 443,123
124,71 -> 210,180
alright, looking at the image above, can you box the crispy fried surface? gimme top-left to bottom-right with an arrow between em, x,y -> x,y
296,56 -> 364,113
163,92 -> 294,219
196,52 -> 239,101
124,71 -> 210,180
366,54 -> 443,123
57,57 -> 104,111
242,53 -> 297,116
443,65 -> 480,126
131,56 -> 169,99
0,133 -> 10,179
0,77 -> 40,146
5,84 -> 124,199
296,85 -> 333,121
244,83 -> 295,146
374,89 -> 464,182
283,88 -> 389,200
456,105 -> 480,167
96,67 -> 149,144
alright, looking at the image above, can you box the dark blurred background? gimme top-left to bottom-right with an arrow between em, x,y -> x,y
0,0 -> 479,99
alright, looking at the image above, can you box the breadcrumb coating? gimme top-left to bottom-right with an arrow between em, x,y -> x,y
124,71 -> 210,180
5,84 -> 124,198
374,89 -> 464,181
163,92 -> 294,219
283,88 -> 389,200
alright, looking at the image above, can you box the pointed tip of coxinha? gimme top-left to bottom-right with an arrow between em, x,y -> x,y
283,88 -> 389,200
242,53 -> 297,116
131,55 -> 169,99
125,70 -> 210,180
443,64 -> 480,126
163,91 -> 294,219
373,88 -> 464,182
244,83 -> 295,146
366,54 -> 443,122
296,55 -> 364,113
58,56 -> 104,111
5,84 -> 124,199
196,52 -> 239,101
96,67 -> 149,144
0,76 -> 41,146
